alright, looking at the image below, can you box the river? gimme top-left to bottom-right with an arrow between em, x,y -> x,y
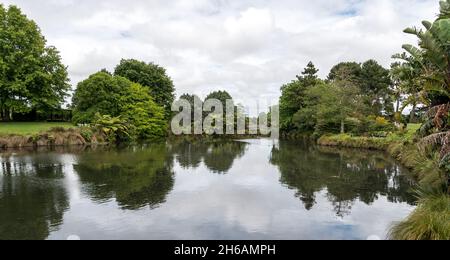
0,139 -> 417,240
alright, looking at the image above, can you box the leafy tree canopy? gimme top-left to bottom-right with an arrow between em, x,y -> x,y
72,72 -> 166,139
114,59 -> 175,118
279,62 -> 321,131
0,5 -> 70,120
327,62 -> 362,83
205,90 -> 233,106
360,60 -> 393,115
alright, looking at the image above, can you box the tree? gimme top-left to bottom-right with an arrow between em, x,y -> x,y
204,90 -> 234,134
399,2 -> 450,105
394,0 -> 450,191
327,62 -> 362,83
178,93 -> 203,132
294,81 -> 363,135
72,72 -> 129,124
298,61 -> 320,86
205,90 -> 233,106
280,62 -> 321,131
72,72 -> 166,139
391,53 -> 425,123
119,83 -> 166,139
360,60 -> 393,116
0,5 -> 70,121
114,59 -> 175,118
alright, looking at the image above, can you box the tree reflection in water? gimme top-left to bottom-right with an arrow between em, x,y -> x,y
270,140 -> 416,216
170,140 -> 248,174
0,153 -> 69,240
74,144 -> 175,210
0,139 -> 417,240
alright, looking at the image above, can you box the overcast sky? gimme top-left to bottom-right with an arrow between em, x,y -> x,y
2,0 -> 440,108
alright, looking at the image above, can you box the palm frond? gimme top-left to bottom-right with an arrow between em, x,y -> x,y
422,20 -> 433,30
418,131 -> 450,158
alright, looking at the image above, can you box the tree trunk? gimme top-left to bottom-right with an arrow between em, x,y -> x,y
409,104 -> 416,123
395,96 -> 400,113
340,119 -> 345,134
1,108 -> 11,121
9,108 -> 13,121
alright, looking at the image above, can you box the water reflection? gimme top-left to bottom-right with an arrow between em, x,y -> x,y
270,140 -> 416,216
0,153 -> 69,240
0,139 -> 417,240
170,140 -> 248,173
73,144 -> 175,210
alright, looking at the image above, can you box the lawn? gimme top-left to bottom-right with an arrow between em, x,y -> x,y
0,122 -> 75,135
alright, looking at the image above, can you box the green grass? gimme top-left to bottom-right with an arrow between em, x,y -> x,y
0,122 -> 74,135
406,123 -> 421,133
318,124 -> 422,150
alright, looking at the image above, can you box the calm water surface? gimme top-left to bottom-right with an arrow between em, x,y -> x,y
0,139 -> 417,240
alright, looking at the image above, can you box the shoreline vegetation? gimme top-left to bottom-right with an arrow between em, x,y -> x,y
273,1 -> 450,240
0,121 -> 269,149
0,125 -> 105,149
317,129 -> 449,240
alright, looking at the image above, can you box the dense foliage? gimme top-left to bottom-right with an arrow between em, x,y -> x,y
0,5 -> 70,121
114,59 -> 175,119
391,0 -> 450,193
72,72 -> 166,140
280,60 -> 393,137
279,62 -> 321,131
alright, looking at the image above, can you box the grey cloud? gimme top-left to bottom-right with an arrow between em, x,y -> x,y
2,0 -> 439,106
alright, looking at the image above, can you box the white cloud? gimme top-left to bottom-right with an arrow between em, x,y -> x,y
1,0 -> 440,107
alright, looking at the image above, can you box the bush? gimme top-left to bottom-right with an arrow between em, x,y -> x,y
79,127 -> 94,142
317,134 -> 389,150
390,193 -> 450,240
119,83 -> 166,140
72,72 -> 167,140
93,113 -> 130,143
343,116 -> 396,136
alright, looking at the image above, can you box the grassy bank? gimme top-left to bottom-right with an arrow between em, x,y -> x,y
389,193 -> 450,240
0,122 -> 74,135
317,124 -> 420,150
0,122 -> 108,149
316,124 -> 449,240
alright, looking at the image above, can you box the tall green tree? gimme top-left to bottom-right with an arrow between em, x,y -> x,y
0,5 -> 70,120
398,1 -> 450,105
72,72 -> 129,123
391,53 -> 425,123
327,62 -> 362,84
205,90 -> 233,106
360,60 -> 393,116
204,90 -> 234,134
298,61 -> 320,86
294,81 -> 363,135
394,0 -> 450,191
279,62 -> 321,131
179,93 -> 203,119
72,72 -> 166,139
114,59 -> 175,118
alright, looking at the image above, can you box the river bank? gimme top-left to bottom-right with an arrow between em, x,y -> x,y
0,127 -> 107,149
317,133 -> 450,240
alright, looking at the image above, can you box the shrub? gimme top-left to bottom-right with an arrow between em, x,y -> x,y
79,127 -> 94,142
119,83 -> 166,140
390,193 -> 450,240
72,72 -> 167,140
93,113 -> 130,143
